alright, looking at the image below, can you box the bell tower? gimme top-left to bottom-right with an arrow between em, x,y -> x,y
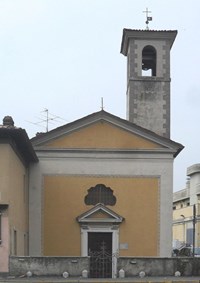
121,28 -> 177,138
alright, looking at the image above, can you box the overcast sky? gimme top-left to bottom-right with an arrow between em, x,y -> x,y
0,0 -> 199,192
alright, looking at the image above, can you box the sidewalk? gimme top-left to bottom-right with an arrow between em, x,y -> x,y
0,276 -> 200,283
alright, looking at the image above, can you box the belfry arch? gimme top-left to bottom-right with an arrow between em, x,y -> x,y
142,45 -> 157,76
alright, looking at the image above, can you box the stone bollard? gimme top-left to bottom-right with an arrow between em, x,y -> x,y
139,271 -> 146,278
63,271 -> 69,278
82,269 -> 88,278
26,271 -> 32,277
119,269 -> 125,278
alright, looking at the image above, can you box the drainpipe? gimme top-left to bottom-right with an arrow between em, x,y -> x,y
193,204 -> 196,256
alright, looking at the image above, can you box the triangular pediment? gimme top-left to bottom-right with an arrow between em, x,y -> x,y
77,203 -> 124,224
31,110 -> 183,156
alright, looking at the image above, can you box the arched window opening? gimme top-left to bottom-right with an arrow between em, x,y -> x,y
142,45 -> 156,76
84,184 -> 116,206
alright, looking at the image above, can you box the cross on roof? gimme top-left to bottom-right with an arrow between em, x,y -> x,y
143,8 -> 152,30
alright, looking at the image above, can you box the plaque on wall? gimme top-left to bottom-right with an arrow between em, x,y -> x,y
120,243 -> 128,250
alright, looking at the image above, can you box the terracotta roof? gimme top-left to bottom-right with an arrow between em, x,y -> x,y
0,126 -> 38,164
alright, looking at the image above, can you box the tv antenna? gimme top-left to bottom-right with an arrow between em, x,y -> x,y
143,8 -> 152,30
27,108 -> 68,133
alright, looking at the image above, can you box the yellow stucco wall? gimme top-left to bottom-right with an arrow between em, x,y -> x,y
43,175 -> 159,256
0,144 -> 28,255
45,121 -> 163,149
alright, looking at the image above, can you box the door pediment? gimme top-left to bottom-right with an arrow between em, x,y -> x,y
77,203 -> 124,225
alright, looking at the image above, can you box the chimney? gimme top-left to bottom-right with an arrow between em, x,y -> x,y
3,116 -> 14,127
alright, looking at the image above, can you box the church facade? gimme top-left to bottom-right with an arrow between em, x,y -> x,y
28,29 -> 183,275
0,28 -> 183,277
29,111 -> 182,261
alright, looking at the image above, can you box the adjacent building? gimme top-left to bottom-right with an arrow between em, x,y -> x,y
0,116 -> 38,272
173,164 -> 200,250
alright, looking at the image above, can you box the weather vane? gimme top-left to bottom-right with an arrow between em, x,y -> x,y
143,8 -> 152,30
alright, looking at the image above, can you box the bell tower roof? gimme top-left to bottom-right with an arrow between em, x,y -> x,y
121,29 -> 177,56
